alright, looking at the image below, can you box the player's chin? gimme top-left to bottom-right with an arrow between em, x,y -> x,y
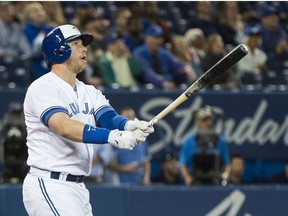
79,60 -> 87,70
74,64 -> 86,74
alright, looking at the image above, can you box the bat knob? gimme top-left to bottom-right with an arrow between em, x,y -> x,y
240,44 -> 249,54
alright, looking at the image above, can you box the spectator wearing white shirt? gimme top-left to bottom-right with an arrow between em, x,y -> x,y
238,26 -> 267,86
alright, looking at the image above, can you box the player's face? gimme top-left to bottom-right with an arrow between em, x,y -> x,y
66,39 -> 88,74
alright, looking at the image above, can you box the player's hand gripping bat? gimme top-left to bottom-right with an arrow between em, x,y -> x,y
149,44 -> 248,125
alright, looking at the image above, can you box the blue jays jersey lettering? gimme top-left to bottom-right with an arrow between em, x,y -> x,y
67,102 -> 96,117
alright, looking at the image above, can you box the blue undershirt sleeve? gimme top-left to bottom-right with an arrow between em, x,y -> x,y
95,106 -> 128,130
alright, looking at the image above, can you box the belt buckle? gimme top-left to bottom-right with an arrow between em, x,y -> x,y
76,176 -> 80,183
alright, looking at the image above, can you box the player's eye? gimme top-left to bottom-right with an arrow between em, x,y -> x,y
73,42 -> 79,46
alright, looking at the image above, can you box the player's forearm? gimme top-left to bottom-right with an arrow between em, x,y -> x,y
51,118 -> 87,142
49,117 -> 110,144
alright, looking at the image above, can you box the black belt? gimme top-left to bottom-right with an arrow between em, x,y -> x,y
28,166 -> 84,183
50,172 -> 84,183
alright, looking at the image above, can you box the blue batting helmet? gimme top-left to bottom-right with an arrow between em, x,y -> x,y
42,24 -> 94,67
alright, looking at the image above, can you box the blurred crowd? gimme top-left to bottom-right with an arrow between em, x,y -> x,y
1,1 -> 288,185
1,102 -> 288,186
0,1 -> 288,90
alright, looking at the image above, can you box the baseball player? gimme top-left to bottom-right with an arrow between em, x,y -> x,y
22,24 -> 154,216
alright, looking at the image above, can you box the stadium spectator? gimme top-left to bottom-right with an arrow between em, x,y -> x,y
188,1 -> 218,37
152,151 -> 182,185
237,2 -> 260,27
23,2 -> 54,81
88,144 -> 139,184
260,5 -> 288,85
71,1 -> 95,30
113,107 -> 151,185
0,2 -> 32,86
178,107 -> 230,185
171,35 -> 200,84
126,1 -> 150,31
11,2 -> 28,25
142,1 -> 171,44
200,33 -> 238,89
228,154 -> 245,184
98,32 -> 143,88
126,1 -> 144,18
86,10 -> 110,60
216,1 -> 244,47
238,26 -> 267,86
184,28 -> 206,69
76,9 -> 111,88
41,2 -> 66,27
89,144 -> 118,184
133,25 -> 188,89
123,15 -> 145,52
110,7 -> 131,36
76,13 -> 104,88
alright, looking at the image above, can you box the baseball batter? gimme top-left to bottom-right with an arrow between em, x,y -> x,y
22,24 -> 154,216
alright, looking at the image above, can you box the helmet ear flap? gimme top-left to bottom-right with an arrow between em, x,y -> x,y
54,44 -> 71,62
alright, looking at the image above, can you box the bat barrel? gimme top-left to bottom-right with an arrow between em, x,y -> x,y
184,44 -> 248,97
150,44 -> 248,125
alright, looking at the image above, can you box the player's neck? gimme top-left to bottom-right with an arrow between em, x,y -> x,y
52,67 -> 77,88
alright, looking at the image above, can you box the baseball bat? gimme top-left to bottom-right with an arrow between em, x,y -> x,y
149,44 -> 248,125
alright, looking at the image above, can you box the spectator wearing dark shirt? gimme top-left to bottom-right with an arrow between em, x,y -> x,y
216,1 -> 244,47
260,5 -> 288,85
142,1 -> 171,44
71,1 -> 95,30
110,7 -> 131,36
188,1 -> 218,37
86,11 -> 110,59
122,15 -> 145,52
133,25 -> 187,89
152,151 -> 182,185
200,33 -> 237,89
228,154 -> 245,184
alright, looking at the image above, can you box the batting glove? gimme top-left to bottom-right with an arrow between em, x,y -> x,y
125,118 -> 154,134
108,129 -> 147,150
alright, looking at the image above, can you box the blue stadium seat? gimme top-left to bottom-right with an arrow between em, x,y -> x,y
9,67 -> 31,88
0,65 -> 9,88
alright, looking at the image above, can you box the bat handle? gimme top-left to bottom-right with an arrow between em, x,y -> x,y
149,118 -> 158,126
149,93 -> 188,126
